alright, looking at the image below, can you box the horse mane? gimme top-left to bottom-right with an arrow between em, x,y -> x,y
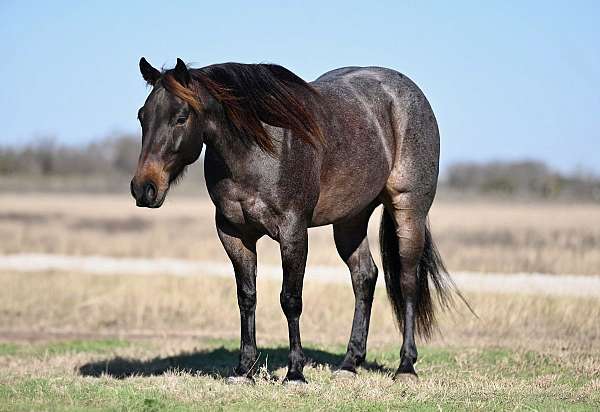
160,63 -> 324,153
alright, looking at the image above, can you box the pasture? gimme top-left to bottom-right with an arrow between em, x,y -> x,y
1,194 -> 599,410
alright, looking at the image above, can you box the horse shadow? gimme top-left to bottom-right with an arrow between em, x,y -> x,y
78,346 -> 388,379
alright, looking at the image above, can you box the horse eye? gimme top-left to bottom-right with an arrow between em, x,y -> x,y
176,116 -> 188,125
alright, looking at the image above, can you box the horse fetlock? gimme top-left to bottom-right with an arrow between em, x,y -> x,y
395,358 -> 418,380
400,345 -> 418,364
339,351 -> 363,372
285,354 -> 306,383
347,341 -> 367,363
239,349 -> 258,370
288,348 -> 306,368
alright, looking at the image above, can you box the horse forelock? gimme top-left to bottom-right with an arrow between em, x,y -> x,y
161,73 -> 203,114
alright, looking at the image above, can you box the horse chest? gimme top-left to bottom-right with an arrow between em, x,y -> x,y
207,180 -> 280,237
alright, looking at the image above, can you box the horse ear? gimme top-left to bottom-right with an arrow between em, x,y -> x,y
174,58 -> 191,85
140,57 -> 161,85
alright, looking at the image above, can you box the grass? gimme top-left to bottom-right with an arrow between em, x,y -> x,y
0,340 -> 130,357
1,193 -> 599,409
0,338 -> 598,411
1,193 -> 600,275
0,270 -> 599,410
1,270 -> 599,352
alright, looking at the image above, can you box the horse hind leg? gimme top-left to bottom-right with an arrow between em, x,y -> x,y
380,191 -> 434,379
378,83 -> 446,378
333,207 -> 378,374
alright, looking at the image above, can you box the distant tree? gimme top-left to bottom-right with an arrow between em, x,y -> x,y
445,159 -> 599,200
32,137 -> 57,174
111,135 -> 140,174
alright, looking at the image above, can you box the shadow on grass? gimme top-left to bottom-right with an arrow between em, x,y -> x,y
78,346 -> 387,379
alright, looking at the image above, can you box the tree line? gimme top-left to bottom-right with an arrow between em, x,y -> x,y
0,135 -> 139,176
445,160 -> 600,200
1,136 -> 598,200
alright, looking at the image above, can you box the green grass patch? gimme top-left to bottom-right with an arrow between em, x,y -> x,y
0,343 -> 20,356
0,339 -> 598,411
0,339 -> 130,358
43,339 -> 131,355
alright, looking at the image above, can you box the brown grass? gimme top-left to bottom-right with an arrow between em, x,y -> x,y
0,269 -> 598,409
2,194 -> 599,410
1,270 -> 598,356
1,193 -> 600,274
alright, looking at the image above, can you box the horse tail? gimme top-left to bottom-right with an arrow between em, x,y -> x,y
379,208 -> 469,339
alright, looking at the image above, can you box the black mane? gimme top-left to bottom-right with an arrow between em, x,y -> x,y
182,63 -> 324,153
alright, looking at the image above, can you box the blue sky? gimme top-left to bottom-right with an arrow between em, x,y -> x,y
0,1 -> 598,173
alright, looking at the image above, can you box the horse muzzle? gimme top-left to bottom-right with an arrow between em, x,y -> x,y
130,179 -> 166,208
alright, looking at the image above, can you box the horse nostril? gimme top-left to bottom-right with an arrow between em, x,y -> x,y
130,180 -> 136,199
144,182 -> 157,204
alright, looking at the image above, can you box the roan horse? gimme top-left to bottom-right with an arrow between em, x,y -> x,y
131,57 -> 458,384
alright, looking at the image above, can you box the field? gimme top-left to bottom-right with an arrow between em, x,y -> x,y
1,271 -> 599,410
1,193 -> 599,410
1,193 -> 600,274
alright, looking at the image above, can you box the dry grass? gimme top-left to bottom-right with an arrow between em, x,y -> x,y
0,270 -> 599,410
1,270 -> 598,355
1,193 -> 600,275
2,193 -> 599,409
432,201 -> 600,275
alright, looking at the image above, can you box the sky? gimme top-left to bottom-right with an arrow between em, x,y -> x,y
0,1 -> 599,173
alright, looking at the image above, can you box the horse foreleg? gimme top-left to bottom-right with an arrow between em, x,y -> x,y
216,213 -> 259,380
279,224 -> 308,384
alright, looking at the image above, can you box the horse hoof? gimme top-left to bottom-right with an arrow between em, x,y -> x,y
283,369 -> 307,385
333,369 -> 357,380
393,372 -> 418,383
283,373 -> 308,385
226,376 -> 254,385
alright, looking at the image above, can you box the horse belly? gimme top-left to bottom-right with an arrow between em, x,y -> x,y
310,141 -> 390,226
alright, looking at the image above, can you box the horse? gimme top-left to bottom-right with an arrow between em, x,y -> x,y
131,57 -> 458,384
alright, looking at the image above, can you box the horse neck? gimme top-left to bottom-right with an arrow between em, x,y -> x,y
202,114 -> 272,176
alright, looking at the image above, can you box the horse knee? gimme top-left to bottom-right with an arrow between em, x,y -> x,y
237,289 -> 256,312
280,291 -> 302,318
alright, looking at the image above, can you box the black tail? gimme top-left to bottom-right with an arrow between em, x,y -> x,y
379,208 -> 467,339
